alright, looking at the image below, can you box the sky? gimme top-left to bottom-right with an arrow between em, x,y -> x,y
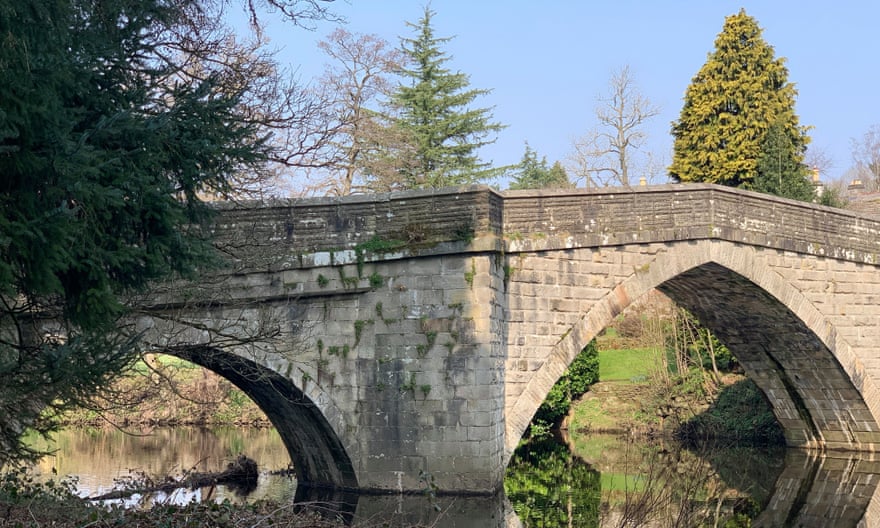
247,1 -> 879,188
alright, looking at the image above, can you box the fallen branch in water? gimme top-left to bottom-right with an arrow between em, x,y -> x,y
89,454 -> 258,501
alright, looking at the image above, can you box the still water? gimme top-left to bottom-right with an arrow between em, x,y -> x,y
31,426 -> 880,527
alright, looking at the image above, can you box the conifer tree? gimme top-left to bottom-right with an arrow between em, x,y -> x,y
386,6 -> 504,189
509,144 -> 572,190
669,9 -> 810,188
751,120 -> 815,201
0,0 -> 331,463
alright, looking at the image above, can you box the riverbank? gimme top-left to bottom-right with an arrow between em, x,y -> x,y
566,345 -> 782,445
62,355 -> 270,427
0,482 -> 347,528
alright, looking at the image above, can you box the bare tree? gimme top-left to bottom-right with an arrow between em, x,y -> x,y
152,0 -> 347,199
237,0 -> 341,32
805,146 -> 834,181
850,124 -> 880,191
291,29 -> 406,196
569,66 -> 660,187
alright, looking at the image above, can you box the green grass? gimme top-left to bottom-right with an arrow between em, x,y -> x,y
601,472 -> 647,493
568,347 -> 663,433
599,347 -> 661,382
570,397 -> 622,431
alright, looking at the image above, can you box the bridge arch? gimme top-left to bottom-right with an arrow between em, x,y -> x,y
505,239 -> 880,458
164,345 -> 358,490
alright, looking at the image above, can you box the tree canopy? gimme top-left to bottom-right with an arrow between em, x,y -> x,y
0,0 -> 330,462
669,9 -> 810,190
380,6 -> 504,190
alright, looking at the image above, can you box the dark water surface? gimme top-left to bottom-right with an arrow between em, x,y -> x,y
31,427 -> 880,527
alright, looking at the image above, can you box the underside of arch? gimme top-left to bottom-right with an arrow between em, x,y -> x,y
505,241 -> 880,457
659,262 -> 878,451
166,345 -> 358,490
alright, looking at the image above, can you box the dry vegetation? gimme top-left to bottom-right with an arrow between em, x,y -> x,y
63,355 -> 268,427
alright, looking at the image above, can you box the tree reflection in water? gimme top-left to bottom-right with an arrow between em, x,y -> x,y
503,433 -> 880,528
505,435 -> 601,526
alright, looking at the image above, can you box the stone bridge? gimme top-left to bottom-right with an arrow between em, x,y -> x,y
137,183 -> 880,495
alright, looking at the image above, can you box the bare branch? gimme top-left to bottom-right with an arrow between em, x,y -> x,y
292,29 -> 406,196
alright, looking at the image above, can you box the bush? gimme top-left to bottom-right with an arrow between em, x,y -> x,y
0,467 -> 97,525
675,378 -> 784,445
615,312 -> 644,339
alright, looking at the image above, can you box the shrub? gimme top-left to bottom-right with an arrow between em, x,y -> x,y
675,378 -> 784,445
533,339 -> 599,429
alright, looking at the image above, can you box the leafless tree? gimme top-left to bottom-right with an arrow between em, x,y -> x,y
805,146 -> 834,181
569,66 -> 660,187
152,0 -> 347,199
850,124 -> 880,191
292,29 -> 407,196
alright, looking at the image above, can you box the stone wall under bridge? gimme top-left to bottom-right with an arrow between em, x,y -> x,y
135,183 -> 880,495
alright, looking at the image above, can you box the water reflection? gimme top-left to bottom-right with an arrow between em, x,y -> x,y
753,449 -> 880,528
505,436 -> 600,526
32,426 -> 295,506
505,434 -> 880,528
29,427 -> 880,527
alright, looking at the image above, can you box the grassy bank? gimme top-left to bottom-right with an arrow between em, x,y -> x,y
568,345 -> 783,445
568,347 -> 658,433
0,470 -> 345,528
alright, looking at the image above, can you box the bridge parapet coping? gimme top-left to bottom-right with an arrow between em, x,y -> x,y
204,184 -> 880,273
501,184 -> 880,265
208,185 -> 503,273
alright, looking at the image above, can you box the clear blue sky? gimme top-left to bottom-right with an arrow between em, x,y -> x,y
253,1 -> 878,188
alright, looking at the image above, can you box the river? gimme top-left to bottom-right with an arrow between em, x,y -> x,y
29,426 -> 880,527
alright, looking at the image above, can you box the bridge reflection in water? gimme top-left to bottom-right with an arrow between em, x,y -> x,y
35,426 -> 880,527
328,448 -> 879,527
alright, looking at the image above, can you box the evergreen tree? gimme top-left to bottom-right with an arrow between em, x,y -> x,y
751,120 -> 815,201
0,0 -> 328,462
669,9 -> 810,189
509,144 -> 573,190
547,162 -> 571,188
387,6 -> 504,189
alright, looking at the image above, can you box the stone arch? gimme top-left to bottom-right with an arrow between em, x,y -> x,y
167,345 -> 358,490
504,239 -> 880,458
